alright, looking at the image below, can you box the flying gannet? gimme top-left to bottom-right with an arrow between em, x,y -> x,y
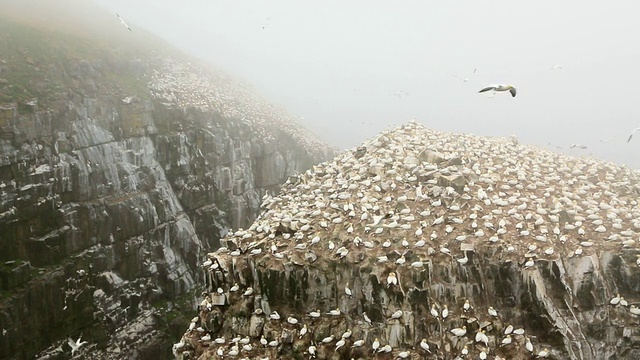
628,127 -> 640,142
116,13 -> 132,31
451,67 -> 477,82
478,84 -> 517,97
67,336 -> 88,356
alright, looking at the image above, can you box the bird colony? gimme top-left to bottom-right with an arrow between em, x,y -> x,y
148,57 -> 330,160
175,121 -> 640,359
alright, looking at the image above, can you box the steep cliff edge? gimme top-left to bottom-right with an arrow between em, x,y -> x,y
182,122 -> 640,360
0,2 -> 333,359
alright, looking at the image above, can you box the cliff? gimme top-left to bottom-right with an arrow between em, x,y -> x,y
0,2 -> 333,359
181,121 -> 640,360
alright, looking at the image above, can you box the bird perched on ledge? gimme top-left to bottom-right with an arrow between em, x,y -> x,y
479,84 -> 517,97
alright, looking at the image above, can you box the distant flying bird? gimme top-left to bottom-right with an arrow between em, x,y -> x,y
570,144 -> 588,149
628,127 -> 640,143
478,84 -> 517,97
116,13 -> 132,31
451,68 -> 477,82
393,90 -> 410,98
551,64 -> 564,70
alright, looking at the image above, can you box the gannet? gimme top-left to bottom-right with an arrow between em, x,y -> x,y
463,300 -> 471,312
457,252 -> 469,265
352,339 -> 365,348
391,310 -> 403,319
378,344 -> 392,353
488,306 -> 498,317
451,68 -> 477,82
115,13 -> 132,31
525,338 -> 534,352
501,335 -> 512,346
327,308 -> 341,316
537,348 -> 549,358
478,84 -> 517,97
610,293 -> 621,305
67,336 -> 88,356
442,305 -> 449,319
345,283 -> 352,297
451,326 -> 467,337
299,324 -> 308,338
430,304 -> 439,319
628,127 -> 640,142
228,346 -> 239,356
335,338 -> 346,350
398,350 -> 410,358
341,329 -> 352,339
504,325 -> 514,335
420,339 -> 431,352
308,344 -> 317,358
363,312 -> 372,324
629,305 -> 640,315
269,311 -> 280,320
287,316 -> 298,324
387,272 -> 398,286
322,335 -> 335,343
620,297 -> 628,306
308,310 -> 321,318
372,338 -> 380,352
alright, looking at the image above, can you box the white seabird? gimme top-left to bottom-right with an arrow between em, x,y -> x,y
628,127 -> 640,142
67,336 -> 88,356
116,13 -> 132,31
420,338 -> 431,352
478,84 -> 516,97
451,67 -> 477,82
451,326 -> 467,337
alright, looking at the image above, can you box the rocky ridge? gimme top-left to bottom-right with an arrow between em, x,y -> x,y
0,6 -> 333,360
179,121 -> 640,360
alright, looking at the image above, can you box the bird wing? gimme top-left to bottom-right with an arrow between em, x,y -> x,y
478,86 -> 495,93
509,87 -> 517,97
629,127 -> 640,142
116,13 -> 132,31
67,338 -> 77,349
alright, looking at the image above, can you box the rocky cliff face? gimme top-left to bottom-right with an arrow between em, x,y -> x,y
180,122 -> 640,360
0,10 -> 332,360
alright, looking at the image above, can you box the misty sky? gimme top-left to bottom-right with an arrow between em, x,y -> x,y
93,0 -> 640,169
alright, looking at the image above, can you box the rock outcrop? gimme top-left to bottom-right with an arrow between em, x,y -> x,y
180,121 -> 640,360
0,5 -> 332,359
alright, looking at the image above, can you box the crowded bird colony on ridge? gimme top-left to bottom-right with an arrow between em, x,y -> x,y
186,121 -> 640,359
148,56 -> 330,160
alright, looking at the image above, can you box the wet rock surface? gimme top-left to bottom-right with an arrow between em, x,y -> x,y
0,10 -> 332,360
179,122 -> 640,360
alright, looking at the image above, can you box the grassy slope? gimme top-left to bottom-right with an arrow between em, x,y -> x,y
0,0 -> 187,105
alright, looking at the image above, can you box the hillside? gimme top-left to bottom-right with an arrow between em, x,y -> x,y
0,1 -> 333,359
182,121 -> 640,359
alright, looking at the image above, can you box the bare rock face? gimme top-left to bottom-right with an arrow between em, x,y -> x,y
178,121 -> 640,360
0,15 -> 332,360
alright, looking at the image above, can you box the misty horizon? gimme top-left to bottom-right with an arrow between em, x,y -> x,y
32,1 -> 640,168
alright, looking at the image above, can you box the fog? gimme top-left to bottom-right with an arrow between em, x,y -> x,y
93,0 -> 640,168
